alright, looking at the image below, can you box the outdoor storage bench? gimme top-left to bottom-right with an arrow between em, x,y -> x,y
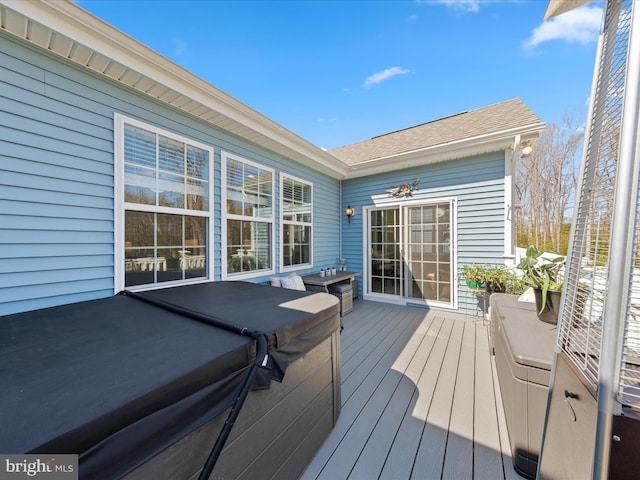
491,293 -> 556,479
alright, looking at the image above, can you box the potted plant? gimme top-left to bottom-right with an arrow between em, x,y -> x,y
483,264 -> 511,294
505,275 -> 527,296
460,263 -> 485,290
517,245 -> 565,324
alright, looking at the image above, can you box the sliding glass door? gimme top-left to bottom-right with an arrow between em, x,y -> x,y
405,203 -> 451,303
367,200 -> 454,307
369,208 -> 402,295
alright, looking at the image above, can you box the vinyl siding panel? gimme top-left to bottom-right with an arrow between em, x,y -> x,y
2,281 -> 112,310
2,255 -> 113,274
341,153 -> 507,314
0,32 -> 340,315
1,41 -> 115,314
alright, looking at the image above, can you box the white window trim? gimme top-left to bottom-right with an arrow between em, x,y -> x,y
279,173 -> 313,272
221,151 -> 275,280
113,113 -> 214,293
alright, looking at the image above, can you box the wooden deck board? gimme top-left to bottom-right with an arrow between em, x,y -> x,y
410,318 -> 464,479
300,301 -> 517,480
340,309 -> 415,396
378,315 -> 449,480
346,314 -> 439,479
302,305 -> 424,479
474,321 -> 507,479
442,320 -> 475,479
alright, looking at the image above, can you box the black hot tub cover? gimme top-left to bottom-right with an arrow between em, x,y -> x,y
0,281 -> 339,479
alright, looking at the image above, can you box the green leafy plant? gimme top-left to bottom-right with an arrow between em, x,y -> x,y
517,245 -> 565,313
483,264 -> 521,294
461,262 -> 526,295
505,276 -> 527,296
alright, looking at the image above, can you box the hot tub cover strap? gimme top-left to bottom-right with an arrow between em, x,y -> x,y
253,351 -> 289,390
123,289 -> 288,478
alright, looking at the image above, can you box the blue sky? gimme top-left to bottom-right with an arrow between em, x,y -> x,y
80,0 -> 603,150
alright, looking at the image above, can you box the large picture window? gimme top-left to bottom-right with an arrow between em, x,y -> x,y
115,115 -> 213,290
222,152 -> 274,278
281,175 -> 312,270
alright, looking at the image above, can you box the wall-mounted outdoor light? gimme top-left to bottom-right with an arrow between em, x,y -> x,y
345,205 -> 355,223
521,141 -> 533,156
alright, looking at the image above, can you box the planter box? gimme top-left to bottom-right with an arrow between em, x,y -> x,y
465,280 -> 484,290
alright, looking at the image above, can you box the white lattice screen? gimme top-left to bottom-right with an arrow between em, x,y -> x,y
557,0 -> 640,407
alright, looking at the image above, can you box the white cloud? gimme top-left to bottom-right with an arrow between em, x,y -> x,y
317,117 -> 338,123
524,5 -> 602,49
363,67 -> 411,89
171,37 -> 188,56
421,0 -> 481,14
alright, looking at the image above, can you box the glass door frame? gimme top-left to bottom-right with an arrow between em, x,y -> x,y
363,197 -> 458,309
366,205 -> 404,302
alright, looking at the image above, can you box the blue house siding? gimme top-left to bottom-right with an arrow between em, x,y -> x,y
0,32 -> 339,315
341,153 -> 507,313
1,36 -> 115,315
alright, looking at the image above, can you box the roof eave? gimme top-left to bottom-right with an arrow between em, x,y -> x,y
544,0 -> 594,20
0,0 -> 348,179
344,122 -> 546,179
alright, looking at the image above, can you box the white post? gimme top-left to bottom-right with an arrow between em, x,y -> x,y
503,135 -> 519,267
594,2 -> 640,478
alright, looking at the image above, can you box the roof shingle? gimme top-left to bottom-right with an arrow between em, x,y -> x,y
330,98 -> 542,165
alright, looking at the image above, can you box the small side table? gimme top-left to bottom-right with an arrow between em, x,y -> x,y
301,271 -> 361,317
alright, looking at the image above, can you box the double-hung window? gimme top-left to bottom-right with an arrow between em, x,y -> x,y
222,152 -> 274,278
115,114 -> 213,290
281,175 -> 312,270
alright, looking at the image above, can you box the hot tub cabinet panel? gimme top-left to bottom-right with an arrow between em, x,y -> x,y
0,282 -> 341,480
127,329 -> 340,480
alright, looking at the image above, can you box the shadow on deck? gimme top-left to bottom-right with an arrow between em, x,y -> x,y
301,300 -> 523,480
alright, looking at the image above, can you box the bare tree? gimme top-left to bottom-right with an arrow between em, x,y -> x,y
516,112 -> 583,253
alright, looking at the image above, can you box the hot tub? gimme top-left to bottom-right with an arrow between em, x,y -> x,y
0,281 -> 341,479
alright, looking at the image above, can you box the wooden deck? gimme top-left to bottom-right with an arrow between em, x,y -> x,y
300,300 -> 522,480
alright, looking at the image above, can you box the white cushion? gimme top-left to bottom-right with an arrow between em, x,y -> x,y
269,276 -> 282,287
280,275 -> 306,291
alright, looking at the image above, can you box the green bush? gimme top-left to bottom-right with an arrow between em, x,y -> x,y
460,262 -> 525,295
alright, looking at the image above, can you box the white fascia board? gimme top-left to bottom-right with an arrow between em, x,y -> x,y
543,0 -> 594,20
1,0 -> 347,179
344,122 -> 546,179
